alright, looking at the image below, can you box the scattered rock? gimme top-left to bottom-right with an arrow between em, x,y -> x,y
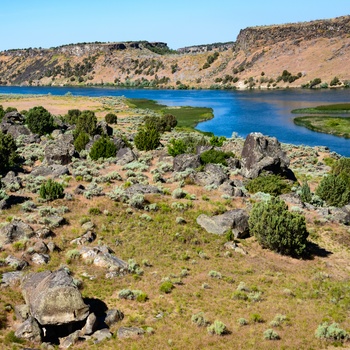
70,231 -> 96,245
0,219 -> 35,245
15,316 -> 42,342
224,241 -> 248,255
92,328 -> 112,343
241,132 -> 295,179
2,171 -> 22,191
1,271 -> 23,286
82,313 -> 98,335
74,184 -> 86,195
329,207 -> 350,224
97,121 -> 113,136
21,269 -> 89,325
116,147 -> 136,165
104,309 -> 124,327
36,227 -> 54,239
173,153 -> 201,172
197,209 -> 249,238
192,163 -> 228,186
5,255 -> 28,270
31,164 -> 69,178
117,326 -> 145,339
31,253 -> 50,265
59,330 -> 81,349
44,139 -> 76,165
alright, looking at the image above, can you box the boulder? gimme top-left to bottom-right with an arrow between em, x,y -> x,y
5,255 -> 28,270
117,326 -> 144,339
82,313 -> 98,335
197,209 -> 249,238
112,137 -> 127,151
92,328 -> 112,343
2,171 -> 22,191
125,184 -> 161,198
192,163 -> 228,186
104,309 -> 124,327
74,184 -> 86,195
173,154 -> 201,172
240,132 -> 295,179
21,269 -> 89,325
329,207 -> 350,224
70,231 -> 96,245
14,304 -> 30,322
1,271 -> 23,287
31,253 -> 50,265
97,121 -> 113,136
44,139 -> 76,165
31,164 -> 69,178
15,316 -> 42,342
0,219 -> 35,245
7,125 -> 39,144
59,330 -> 81,349
116,147 -> 136,165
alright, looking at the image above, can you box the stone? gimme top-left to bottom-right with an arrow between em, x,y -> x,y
329,207 -> 350,224
59,330 -> 81,349
44,139 -> 76,165
15,316 -> 42,342
117,326 -> 144,339
193,163 -> 228,186
116,147 -> 136,165
21,269 -> 89,325
104,309 -> 124,327
82,313 -> 98,335
74,184 -> 85,195
197,209 -> 249,238
7,124 -> 39,144
240,132 -> 295,179
14,304 -> 30,322
31,253 -> 50,265
47,241 -> 59,253
2,171 -> 22,191
31,164 -> 69,178
224,241 -> 248,255
92,328 -> 112,343
36,227 -> 54,239
112,137 -> 127,151
38,215 -> 66,228
70,231 -> 96,245
81,221 -> 95,232
5,255 -> 28,270
1,271 -> 23,286
32,240 -> 49,254
0,219 -> 35,245
125,184 -> 161,198
173,153 -> 201,172
97,121 -> 113,136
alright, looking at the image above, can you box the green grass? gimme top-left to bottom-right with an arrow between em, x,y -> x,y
126,98 -> 214,129
292,103 -> 350,114
294,116 -> 350,138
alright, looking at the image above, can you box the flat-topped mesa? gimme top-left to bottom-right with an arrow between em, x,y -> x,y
2,41 -> 170,57
236,15 -> 350,52
177,42 -> 235,54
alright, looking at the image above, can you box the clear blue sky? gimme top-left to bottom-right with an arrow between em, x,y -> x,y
0,0 -> 349,51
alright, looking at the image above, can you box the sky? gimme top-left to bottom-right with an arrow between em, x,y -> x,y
0,0 -> 349,51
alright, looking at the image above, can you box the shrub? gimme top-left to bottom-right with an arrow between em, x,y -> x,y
89,137 -> 117,160
167,138 -> 187,156
74,132 -> 90,152
263,329 -> 280,340
209,135 -> 226,147
251,313 -> 264,323
134,126 -> 160,151
200,149 -> 234,166
64,109 -> 81,124
316,174 -> 350,207
248,197 -> 309,257
39,179 -> 64,201
160,280 -> 174,294
75,110 -> 97,136
246,174 -> 292,196
89,207 -> 102,215
105,113 -> 118,124
238,318 -> 248,326
330,76 -> 340,86
300,181 -> 312,203
332,157 -> 350,183
160,113 -> 177,131
207,320 -> 228,335
0,131 -> 18,171
26,106 -> 55,136
310,78 -> 322,88
191,312 -> 210,327
315,322 -> 348,341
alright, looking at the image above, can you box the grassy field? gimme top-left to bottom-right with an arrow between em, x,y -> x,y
294,116 -> 350,138
126,98 -> 214,129
291,103 -> 350,114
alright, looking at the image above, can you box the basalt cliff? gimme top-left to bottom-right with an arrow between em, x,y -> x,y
0,15 -> 349,89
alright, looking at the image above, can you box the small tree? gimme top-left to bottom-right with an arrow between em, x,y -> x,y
200,149 -> 234,166
74,132 -> 90,152
75,110 -> 97,136
248,197 -> 309,257
64,109 -> 81,125
39,179 -> 64,201
300,181 -> 312,203
105,113 -> 118,124
89,137 -> 117,160
134,126 -> 160,151
160,114 -> 177,131
0,131 -> 18,171
26,106 -> 55,136
316,174 -> 350,207
0,105 -> 4,121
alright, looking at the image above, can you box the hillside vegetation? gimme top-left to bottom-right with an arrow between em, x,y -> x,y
1,16 -> 350,90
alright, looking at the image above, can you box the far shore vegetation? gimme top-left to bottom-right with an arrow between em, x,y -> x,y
292,103 -> 350,114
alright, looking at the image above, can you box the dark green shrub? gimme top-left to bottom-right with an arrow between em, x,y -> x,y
200,149 -> 234,166
160,281 -> 174,294
160,114 -> 177,131
0,105 -> 4,121
89,207 -> 102,215
300,181 -> 312,203
75,110 -> 97,136
134,126 -> 160,151
0,132 -> 18,171
330,76 -> 340,86
74,132 -> 90,152
332,157 -> 350,184
209,136 -> 226,147
5,107 -> 17,113
64,109 -> 82,125
316,174 -> 350,207
167,138 -> 187,156
248,197 -> 309,257
310,78 -> 322,88
168,135 -> 209,156
26,106 -> 55,136
89,136 -> 117,160
39,179 -> 64,201
246,174 -> 292,196
105,113 -> 118,124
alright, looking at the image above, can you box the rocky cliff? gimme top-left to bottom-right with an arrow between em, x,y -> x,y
0,15 -> 349,89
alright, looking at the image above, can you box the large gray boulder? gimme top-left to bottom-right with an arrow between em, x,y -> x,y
125,184 -> 161,198
31,164 -> 69,178
97,121 -> 113,136
197,209 -> 249,238
116,147 -> 136,165
7,125 -> 39,144
44,139 -> 76,165
192,163 -> 228,186
21,269 -> 89,326
173,154 -> 201,172
15,316 -> 42,342
0,219 -> 35,245
240,132 -> 294,179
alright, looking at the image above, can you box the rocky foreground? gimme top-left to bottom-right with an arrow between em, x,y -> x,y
0,96 -> 350,349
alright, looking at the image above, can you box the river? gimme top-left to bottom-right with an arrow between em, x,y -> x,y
0,86 -> 349,156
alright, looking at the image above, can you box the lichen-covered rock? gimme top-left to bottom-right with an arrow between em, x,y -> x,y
197,209 -> 249,238
116,147 -> 136,165
15,316 -> 42,342
124,184 -> 161,198
192,163 -> 228,186
2,171 -> 22,191
104,309 -> 124,327
31,164 -> 69,178
173,154 -> 201,172
241,132 -> 294,179
97,121 -> 113,136
0,219 -> 35,245
92,328 -> 112,343
21,269 -> 89,326
5,255 -> 28,270
1,271 -> 23,287
44,139 -> 76,165
117,326 -> 144,339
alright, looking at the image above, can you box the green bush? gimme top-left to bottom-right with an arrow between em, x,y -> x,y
134,126 -> 160,151
74,132 -> 90,152
209,136 -> 226,147
246,174 -> 292,196
167,138 -> 188,156
105,113 -> 118,124
64,109 -> 81,125
263,329 -> 280,340
315,322 -> 348,341
316,174 -> 350,207
75,110 -> 97,136
26,106 -> 55,136
191,312 -> 210,327
0,105 -> 4,121
89,137 -> 117,160
207,320 -> 228,336
161,113 -> 177,131
160,281 -> 174,294
0,131 -> 18,171
200,149 -> 234,166
300,181 -> 312,203
248,197 -> 309,257
39,179 -> 64,201
332,157 -> 350,183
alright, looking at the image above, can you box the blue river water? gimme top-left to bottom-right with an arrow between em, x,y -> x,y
0,86 -> 349,156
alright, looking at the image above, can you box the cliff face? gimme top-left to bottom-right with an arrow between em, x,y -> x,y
0,16 -> 349,89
